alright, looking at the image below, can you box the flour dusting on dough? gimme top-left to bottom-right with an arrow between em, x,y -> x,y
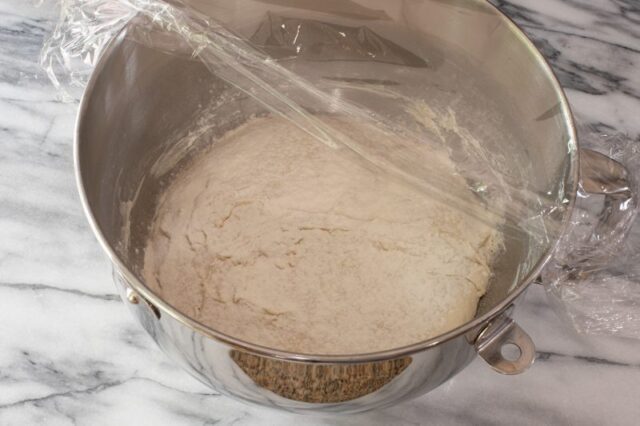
143,116 -> 503,354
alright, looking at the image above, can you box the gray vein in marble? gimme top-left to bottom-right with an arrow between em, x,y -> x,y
525,31 -> 640,99
0,281 -> 120,302
0,379 -> 131,410
520,23 -> 640,54
498,0 -> 640,51
537,350 -> 640,368
0,375 -> 221,413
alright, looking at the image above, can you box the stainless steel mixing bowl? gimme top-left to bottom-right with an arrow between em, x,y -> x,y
75,0 -> 633,413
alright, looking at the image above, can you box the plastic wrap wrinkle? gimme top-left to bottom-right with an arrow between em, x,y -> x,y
250,14 -> 429,66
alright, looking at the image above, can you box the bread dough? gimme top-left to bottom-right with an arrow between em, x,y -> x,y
143,116 -> 502,354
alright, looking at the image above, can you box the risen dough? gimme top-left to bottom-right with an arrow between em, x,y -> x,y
143,116 -> 501,354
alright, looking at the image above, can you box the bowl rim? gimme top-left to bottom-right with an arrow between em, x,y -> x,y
74,0 -> 579,363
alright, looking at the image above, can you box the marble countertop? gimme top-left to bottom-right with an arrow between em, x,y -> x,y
1,0 -> 640,424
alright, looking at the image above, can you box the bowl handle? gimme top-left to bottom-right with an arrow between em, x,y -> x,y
578,148 -> 636,252
539,147 -> 636,283
475,312 -> 536,375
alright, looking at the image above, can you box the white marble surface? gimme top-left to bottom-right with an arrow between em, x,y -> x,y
1,0 -> 640,424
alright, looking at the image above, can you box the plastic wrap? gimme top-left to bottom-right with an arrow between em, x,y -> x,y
41,0 -> 640,337
41,0 -> 557,236
542,124 -> 640,338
